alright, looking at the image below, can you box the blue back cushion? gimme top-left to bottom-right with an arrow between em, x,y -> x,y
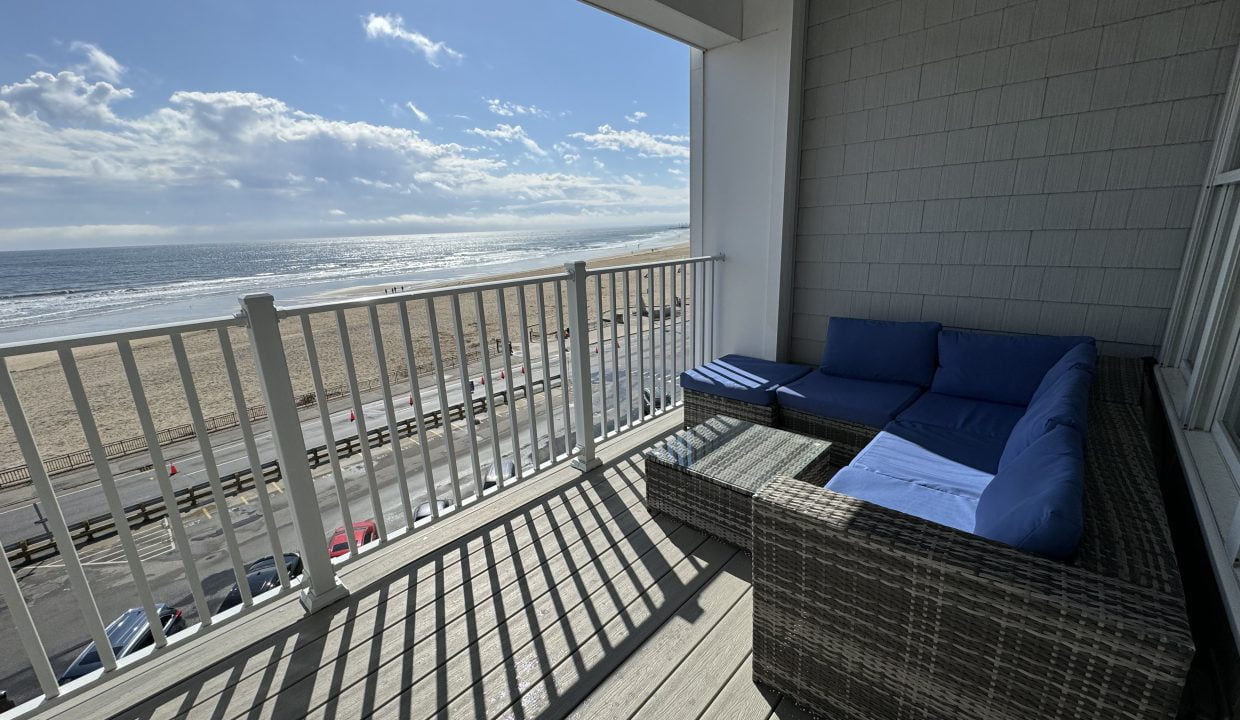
998,366 -> 1093,469
974,425 -> 1085,559
821,317 -> 942,387
931,330 -> 1095,406
1029,342 -> 1097,406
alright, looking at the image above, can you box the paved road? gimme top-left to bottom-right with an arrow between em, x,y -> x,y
0,315 -> 692,705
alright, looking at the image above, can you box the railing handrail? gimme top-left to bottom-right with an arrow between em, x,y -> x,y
581,253 -> 723,276
275,270 -> 572,318
0,315 -> 243,359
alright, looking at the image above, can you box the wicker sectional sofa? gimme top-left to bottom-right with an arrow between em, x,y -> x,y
679,318 -> 1193,718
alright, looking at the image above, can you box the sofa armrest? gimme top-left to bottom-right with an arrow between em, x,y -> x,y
751,476 -> 1193,720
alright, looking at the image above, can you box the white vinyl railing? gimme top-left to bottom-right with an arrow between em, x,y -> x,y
0,253 -> 720,713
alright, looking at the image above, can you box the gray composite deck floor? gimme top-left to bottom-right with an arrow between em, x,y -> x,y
34,411 -> 812,720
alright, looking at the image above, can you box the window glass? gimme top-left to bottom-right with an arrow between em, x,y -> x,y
1185,187 -> 1239,368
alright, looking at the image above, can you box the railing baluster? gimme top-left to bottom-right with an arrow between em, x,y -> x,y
660,265 -> 669,413
564,262 -> 600,470
495,289 -> 524,483
592,274 -> 608,438
535,283 -> 557,463
647,268 -> 657,417
709,259 -> 717,360
449,295 -> 484,499
695,261 -> 704,367
0,544 -> 57,696
636,270 -> 647,421
117,339 -> 213,624
0,366 -> 117,669
335,310 -> 387,543
59,349 -> 168,646
396,301 -> 441,518
170,333 -> 254,609
608,273 -> 621,435
299,316 -> 358,557
425,298 -> 465,508
553,281 -> 573,449
368,305 -> 415,530
622,270 -> 634,428
473,292 -> 505,489
516,286 -> 540,473
679,263 -> 688,402
217,329 -> 289,590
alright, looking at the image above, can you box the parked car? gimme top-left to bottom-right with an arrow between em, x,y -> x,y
216,553 -> 304,613
327,520 -> 379,558
642,387 -> 672,415
482,459 -> 517,492
414,499 -> 455,522
59,604 -> 186,683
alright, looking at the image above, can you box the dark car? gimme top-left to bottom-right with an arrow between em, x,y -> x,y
60,604 -> 186,683
216,553 -> 304,613
481,459 -> 517,492
414,499 -> 454,522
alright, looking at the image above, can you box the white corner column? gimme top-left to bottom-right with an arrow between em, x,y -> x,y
691,0 -> 806,361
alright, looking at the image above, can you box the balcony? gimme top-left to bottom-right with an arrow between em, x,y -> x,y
26,412 -> 815,720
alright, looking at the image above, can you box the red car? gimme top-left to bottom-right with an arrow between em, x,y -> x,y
327,519 -> 379,558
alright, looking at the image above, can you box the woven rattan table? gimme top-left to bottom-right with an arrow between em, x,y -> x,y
644,415 -> 833,550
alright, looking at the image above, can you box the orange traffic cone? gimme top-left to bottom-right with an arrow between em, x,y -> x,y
169,464 -> 178,476
499,370 -> 505,380
520,366 -> 525,374
408,394 -> 414,406
480,376 -> 486,385
349,410 -> 356,422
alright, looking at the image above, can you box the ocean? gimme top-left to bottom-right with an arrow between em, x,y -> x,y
0,225 -> 687,343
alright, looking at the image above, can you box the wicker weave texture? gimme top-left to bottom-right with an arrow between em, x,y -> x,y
778,409 -> 878,465
683,389 -> 778,428
751,356 -> 1193,719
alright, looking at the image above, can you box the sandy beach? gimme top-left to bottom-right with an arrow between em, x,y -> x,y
0,242 -> 692,470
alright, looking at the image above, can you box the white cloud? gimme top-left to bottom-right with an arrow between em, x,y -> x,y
467,123 -> 547,157
0,67 -> 686,247
70,42 -> 125,83
328,208 -> 347,216
485,97 -> 548,118
362,14 -> 462,67
570,124 -> 689,159
406,101 -> 430,124
625,110 -> 647,124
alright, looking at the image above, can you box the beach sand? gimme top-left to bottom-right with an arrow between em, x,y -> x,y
0,242 -> 693,470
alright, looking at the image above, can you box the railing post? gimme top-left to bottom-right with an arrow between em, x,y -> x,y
240,293 -> 349,613
565,262 -> 601,471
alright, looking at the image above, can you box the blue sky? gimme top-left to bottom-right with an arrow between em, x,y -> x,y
0,1 -> 689,249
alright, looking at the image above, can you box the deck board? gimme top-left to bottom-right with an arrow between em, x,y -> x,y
34,413 -> 803,720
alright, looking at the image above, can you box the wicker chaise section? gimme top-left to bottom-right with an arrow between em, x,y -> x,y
751,357 -> 1193,719
683,388 -> 777,427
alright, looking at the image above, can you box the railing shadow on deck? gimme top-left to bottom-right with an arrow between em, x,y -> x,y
106,435 -> 727,720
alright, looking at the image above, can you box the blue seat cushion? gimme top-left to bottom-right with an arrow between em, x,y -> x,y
896,392 -> 1026,439
680,355 -> 812,406
884,421 -> 1010,474
932,330 -> 1095,406
826,465 -> 984,535
975,425 -> 1086,559
1029,342 -> 1097,406
821,317 -> 942,387
775,372 -> 923,429
999,366 -> 1093,469
850,430 -> 994,500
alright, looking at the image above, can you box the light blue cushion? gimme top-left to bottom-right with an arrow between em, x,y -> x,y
826,465 -> 982,534
776,372 -> 922,429
931,330 -> 1096,406
1029,342 -> 1098,406
974,425 -> 1085,559
680,355 -> 812,406
850,430 -> 994,500
821,317 -> 942,387
999,366 -> 1093,470
895,392 -> 1026,439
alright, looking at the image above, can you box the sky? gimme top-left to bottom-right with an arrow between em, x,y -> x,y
0,1 -> 690,250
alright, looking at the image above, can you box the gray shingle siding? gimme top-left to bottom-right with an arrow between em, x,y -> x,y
792,0 -> 1240,360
